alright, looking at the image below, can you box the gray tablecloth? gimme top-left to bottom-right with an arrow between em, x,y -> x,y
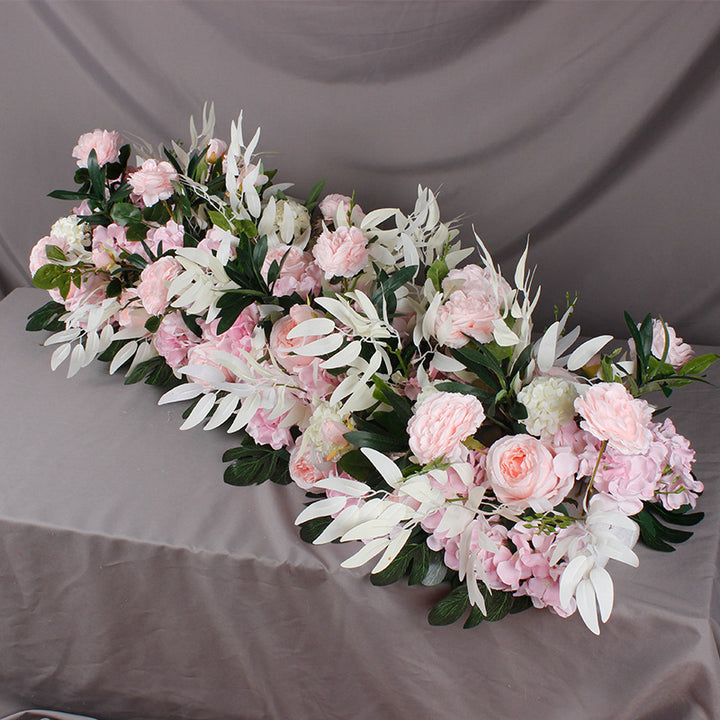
1,287 -> 719,720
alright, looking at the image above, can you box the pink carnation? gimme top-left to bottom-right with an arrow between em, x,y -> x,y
129,159 -> 178,207
650,320 -> 694,370
574,383 -> 652,455
137,257 -> 183,315
201,305 -> 260,357
261,244 -> 322,299
486,434 -> 573,512
71,129 -> 120,168
312,226 -> 369,279
407,392 -> 486,464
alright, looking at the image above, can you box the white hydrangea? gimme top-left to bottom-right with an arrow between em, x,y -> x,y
517,376 -> 580,438
51,215 -> 88,252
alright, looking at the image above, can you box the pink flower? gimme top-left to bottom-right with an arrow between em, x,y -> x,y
61,273 -> 107,314
71,129 -> 120,168
444,264 -> 512,306
269,304 -> 323,374
486,434 -> 573,512
318,194 -> 364,225
652,419 -> 702,510
261,244 -> 322,299
128,159 -> 178,206
312,226 -> 369,279
434,290 -> 503,347
407,392 -> 486,464
153,312 -> 200,369
73,199 -> 92,216
116,290 -> 150,330
205,138 -> 228,163
29,235 -> 65,276
650,320 -> 694,370
91,223 -> 130,268
201,305 -> 260,357
197,227 -> 235,258
288,442 -> 335,491
185,341 -> 233,385
136,257 -> 182,315
146,220 -> 185,255
575,383 -> 652,455
246,409 -> 294,450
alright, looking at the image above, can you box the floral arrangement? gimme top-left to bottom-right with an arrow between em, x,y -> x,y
27,107 -> 718,634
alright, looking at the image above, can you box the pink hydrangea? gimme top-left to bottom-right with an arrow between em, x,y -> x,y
312,226 -> 369,279
152,312 -> 200,369
71,129 -> 120,168
434,289 -> 503,347
261,244 -> 322,299
575,383 -> 652,455
486,434 -> 574,512
136,257 -> 183,315
407,392 -> 486,464
650,320 -> 694,370
129,159 -> 178,206
246,409 -> 294,451
652,419 -> 702,509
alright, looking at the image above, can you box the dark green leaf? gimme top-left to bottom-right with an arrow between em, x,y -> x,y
44,244 -> 67,262
428,584 -> 470,626
407,544 -> 430,585
238,219 -> 258,238
299,516 -> 333,543
435,381 -> 495,404
645,502 -> 704,527
105,277 -> 123,298
678,353 -> 720,377
87,149 -> 106,200
25,301 -> 66,332
47,189 -> 91,201
343,430 -> 408,453
111,203 -> 143,226
462,605 -> 485,629
304,178 -> 326,212
222,443 -> 292,486
371,376 -> 413,426
144,315 -> 162,333
32,264 -> 62,290
208,210 -> 232,232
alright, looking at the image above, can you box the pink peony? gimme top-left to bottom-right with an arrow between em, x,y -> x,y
136,257 -> 183,315
261,244 -> 322,299
312,226 -> 369,279
269,304 -> 324,375
201,305 -> 260,357
434,290 -> 503,347
444,264 -> 512,306
71,129 -> 120,168
650,320 -> 694,370
407,392 -> 486,464
152,312 -> 200,369
486,434 -> 573,512
575,383 -> 652,455
29,235 -> 65,276
129,159 -> 178,206
246,409 -> 294,450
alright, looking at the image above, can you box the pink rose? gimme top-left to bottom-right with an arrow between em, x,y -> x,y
29,235 -> 65,276
407,392 -> 486,464
205,138 -> 228,163
650,320 -> 694,370
146,220 -> 185,255
71,129 -> 120,168
288,442 -> 335,491
434,290 -> 503,347
136,257 -> 183,315
486,434 -> 572,512
261,244 -> 322,299
152,312 -> 199,369
129,159 -> 178,206
312,226 -> 369,279
318,194 -> 365,225
575,383 -> 652,455
269,304 -> 324,374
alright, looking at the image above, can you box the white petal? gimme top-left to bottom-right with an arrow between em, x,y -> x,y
576,578 -> 600,635
292,333 -> 345,357
286,317 -> 336,339
371,526 -> 412,574
492,320 -> 519,346
559,555 -> 592,609
430,352 -> 467,373
589,567 -> 614,623
321,340 -> 362,370
315,476 -> 372,497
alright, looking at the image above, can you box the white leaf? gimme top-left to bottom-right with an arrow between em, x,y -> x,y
535,322 -> 559,373
50,343 -> 72,371
566,335 -> 613,371
66,343 -> 85,378
44,327 -> 82,346
321,340 -> 362,370
360,448 -> 403,488
315,476 -> 372,497
430,352 -> 467,373
559,555 -> 592,609
179,392 -> 216,431
292,333 -> 345,357
227,394 -> 261,433
352,291 -> 380,322
204,393 -> 241,430
112,326 -> 149,341
341,518 -> 399,543
286,317 -> 336,339
313,505 -> 363,545
492,320 -> 519,346
371,526 -> 413,574
341,538 -> 391,569
360,208 -> 397,230
589,567 -> 614,623
295,497 -> 349,526
576,578 -> 600,635
514,241 -> 529,289
180,363 -> 226,386
158,382 -> 205,405
555,325 -> 581,359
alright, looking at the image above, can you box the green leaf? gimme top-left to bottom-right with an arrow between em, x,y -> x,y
207,210 -> 232,232
646,502 -> 704,527
25,301 -> 66,332
299,515 -> 333,543
87,149 -> 106,200
370,265 -> 418,312
238,219 -> 258,238
371,376 -> 413,426
31,264 -> 62,290
107,182 -> 132,204
407,544 -> 431,585
123,356 -> 176,387
428,584 -> 470,626
44,244 -> 67,262
105,277 -> 123,298
450,346 -> 505,391
462,605 -> 485,629
509,595 -> 533,614
435,381 -> 495,404
222,442 -> 292,486
304,178 -> 326,212
337,449 -> 391,491
111,202 -> 143,226
370,543 -> 415,586
482,587 -> 514,622
126,223 -> 149,243
47,189 -> 91,201
343,430 -> 408,453
426,257 -> 449,292
144,315 -> 162,333
678,353 -> 720,377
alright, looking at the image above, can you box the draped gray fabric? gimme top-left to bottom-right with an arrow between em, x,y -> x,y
1,288 -> 720,718
3,1 -> 720,343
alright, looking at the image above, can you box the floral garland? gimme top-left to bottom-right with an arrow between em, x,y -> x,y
27,107 -> 718,634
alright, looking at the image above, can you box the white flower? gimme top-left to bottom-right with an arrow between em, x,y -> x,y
51,215 -> 88,253
258,197 -> 311,247
518,376 -> 580,438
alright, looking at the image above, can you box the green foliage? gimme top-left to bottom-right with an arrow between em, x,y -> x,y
427,580 -> 521,627
370,538 -> 434,586
299,515 -> 333,543
304,178 -> 326,213
370,265 -> 417,318
426,256 -> 449,292
633,501 -> 703,552
124,356 -> 179,388
25,301 -> 66,332
222,439 -> 292,486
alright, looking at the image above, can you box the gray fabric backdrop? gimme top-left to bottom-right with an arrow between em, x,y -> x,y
3,1 -> 720,344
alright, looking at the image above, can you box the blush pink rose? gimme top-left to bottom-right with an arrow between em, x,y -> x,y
434,290 -> 503,347
288,442 -> 335,491
261,244 -> 322,299
486,434 -> 571,512
129,159 -> 178,206
650,320 -> 694,370
407,392 -> 486,464
575,383 -> 652,455
153,312 -> 200,369
312,226 -> 369,279
269,304 -> 325,374
71,129 -> 120,168
136,257 -> 183,315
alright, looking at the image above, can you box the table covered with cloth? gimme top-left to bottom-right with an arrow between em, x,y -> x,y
0,288 -> 719,720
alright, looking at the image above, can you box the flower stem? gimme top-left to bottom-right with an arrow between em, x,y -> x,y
582,439 -> 608,513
